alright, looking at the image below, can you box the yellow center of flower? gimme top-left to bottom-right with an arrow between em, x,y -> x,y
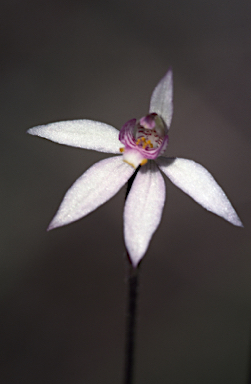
135,127 -> 163,149
135,137 -> 153,149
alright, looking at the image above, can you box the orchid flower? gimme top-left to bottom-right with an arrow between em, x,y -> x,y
28,70 -> 243,267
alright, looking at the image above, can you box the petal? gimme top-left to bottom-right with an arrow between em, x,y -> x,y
48,156 -> 134,230
119,118 -> 137,147
149,69 -> 173,129
27,120 -> 121,154
124,161 -> 166,267
157,157 -> 243,227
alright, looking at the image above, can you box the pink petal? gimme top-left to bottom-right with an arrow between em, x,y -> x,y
27,120 -> 121,154
149,69 -> 173,129
48,156 -> 134,230
157,157 -> 243,227
124,161 -> 166,267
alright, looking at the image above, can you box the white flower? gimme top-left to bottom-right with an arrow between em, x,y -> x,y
28,70 -> 243,267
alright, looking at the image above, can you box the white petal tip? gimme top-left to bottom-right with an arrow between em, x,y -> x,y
230,217 -> 244,227
27,128 -> 36,135
128,254 -> 143,268
47,222 -> 55,231
220,208 -> 243,227
131,262 -> 139,268
47,218 -> 61,231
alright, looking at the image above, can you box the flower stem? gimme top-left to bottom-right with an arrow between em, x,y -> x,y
123,261 -> 140,384
125,165 -> 141,200
123,166 -> 141,384
247,328 -> 251,384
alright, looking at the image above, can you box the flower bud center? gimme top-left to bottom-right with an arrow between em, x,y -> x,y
135,128 -> 162,149
134,113 -> 166,151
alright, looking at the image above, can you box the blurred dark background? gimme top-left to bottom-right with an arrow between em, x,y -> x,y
1,0 -> 251,383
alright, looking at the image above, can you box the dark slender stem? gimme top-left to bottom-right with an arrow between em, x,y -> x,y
247,326 -> 251,384
123,165 -> 141,384
125,165 -> 141,200
123,262 -> 139,384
